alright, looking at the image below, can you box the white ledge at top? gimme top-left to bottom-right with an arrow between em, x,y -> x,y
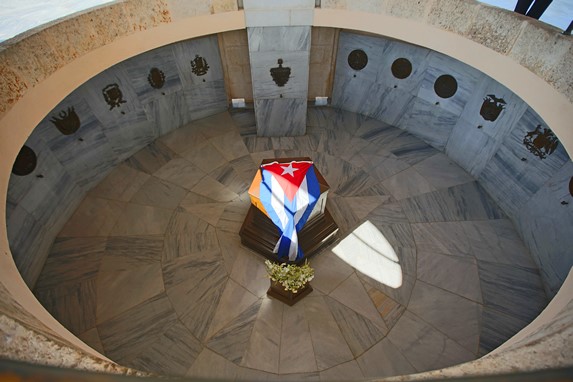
244,0 -> 315,26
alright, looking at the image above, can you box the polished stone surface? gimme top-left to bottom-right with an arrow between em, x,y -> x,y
33,109 -> 549,380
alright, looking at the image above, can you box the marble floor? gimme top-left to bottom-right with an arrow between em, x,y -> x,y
32,108 -> 549,380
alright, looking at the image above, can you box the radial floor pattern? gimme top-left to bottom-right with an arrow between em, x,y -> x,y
33,108 -> 549,380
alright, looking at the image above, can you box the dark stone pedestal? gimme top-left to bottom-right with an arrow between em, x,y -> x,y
239,204 -> 339,264
267,281 -> 313,306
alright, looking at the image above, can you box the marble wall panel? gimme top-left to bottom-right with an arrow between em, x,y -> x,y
255,98 -> 307,136
517,161 -> 573,297
34,97 -> 119,190
398,98 -> 459,151
172,35 -> 224,87
120,46 -> 183,104
479,108 -> 570,219
6,35 -> 231,289
248,26 -> 310,136
334,32 -> 391,85
416,50 -> 483,117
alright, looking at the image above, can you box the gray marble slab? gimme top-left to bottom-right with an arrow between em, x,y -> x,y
144,90 -> 197,137
408,280 -> 481,354
398,97 -> 459,151
172,35 -> 224,87
120,44 -> 183,104
248,26 -> 311,52
356,338 -> 416,379
478,260 -> 548,323
479,107 -> 570,219
416,50 -> 483,117
128,321 -> 202,377
255,98 -> 307,136
387,310 -> 476,372
479,306 -> 530,355
516,160 -> 573,297
400,181 -> 505,223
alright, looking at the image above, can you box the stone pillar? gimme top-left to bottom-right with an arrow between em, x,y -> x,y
243,0 -> 314,137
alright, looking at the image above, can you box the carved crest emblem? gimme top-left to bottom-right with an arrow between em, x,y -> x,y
191,55 -> 209,76
102,83 -> 126,110
523,124 -> 559,160
50,106 -> 81,135
270,58 -> 291,87
147,67 -> 166,89
480,94 -> 506,122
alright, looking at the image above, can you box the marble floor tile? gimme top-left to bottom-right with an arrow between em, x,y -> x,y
413,153 -> 474,190
125,141 -> 178,175
97,292 -> 179,365
310,250 -> 355,295
230,109 -> 257,136
35,278 -> 97,336
187,348 -> 239,380
77,327 -> 105,355
182,140 -> 229,173
303,296 -> 354,371
356,338 -> 416,379
34,237 -> 107,291
478,260 -> 548,324
329,274 -> 388,331
230,251 -> 270,298
215,230 -> 244,274
88,163 -> 150,202
462,219 -> 538,268
400,182 -> 505,223
58,197 -> 126,237
407,280 -> 481,354
216,197 -> 250,233
325,296 -> 386,357
279,372 -> 321,381
211,131 -> 251,161
128,321 -> 202,377
236,367 -> 280,381
342,195 -> 393,221
206,278 -> 260,340
191,176 -> 240,202
129,176 -> 187,210
381,167 -> 437,200
163,211 -> 219,261
96,260 -> 164,324
478,306 -> 530,355
207,300 -> 262,365
178,201 -> 226,227
325,196 -> 362,235
366,202 -> 409,225
366,287 -> 406,330
243,136 -> 274,153
209,163 -> 250,195
110,203 -> 173,236
411,222 -> 473,256
194,111 -> 238,139
158,122 -> 208,155
359,271 -> 415,307
242,297 -> 283,374
163,256 -> 227,341
364,153 -> 412,182
385,132 -> 439,165
230,155 -> 259,183
103,235 -> 164,266
387,310 -> 476,372
279,300 -> 317,374
417,250 -> 482,303
319,360 -> 364,381
153,158 -> 207,191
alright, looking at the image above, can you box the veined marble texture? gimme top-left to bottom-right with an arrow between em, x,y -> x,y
479,107 -> 570,219
255,98 -> 307,136
248,26 -> 311,52
416,50 -> 483,117
120,45 -> 183,104
171,35 -> 225,87
32,108 -> 551,380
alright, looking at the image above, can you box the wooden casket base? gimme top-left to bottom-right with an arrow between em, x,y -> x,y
239,205 -> 339,264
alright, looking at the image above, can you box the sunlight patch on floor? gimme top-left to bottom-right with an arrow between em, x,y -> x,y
333,220 -> 402,289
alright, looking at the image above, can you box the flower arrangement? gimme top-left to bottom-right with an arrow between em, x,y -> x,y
264,260 -> 314,294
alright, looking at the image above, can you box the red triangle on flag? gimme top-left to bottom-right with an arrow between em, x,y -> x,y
261,161 -> 313,201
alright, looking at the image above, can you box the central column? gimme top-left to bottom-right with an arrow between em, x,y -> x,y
244,0 -> 313,137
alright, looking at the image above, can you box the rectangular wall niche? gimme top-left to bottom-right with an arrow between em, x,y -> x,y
248,26 -> 311,137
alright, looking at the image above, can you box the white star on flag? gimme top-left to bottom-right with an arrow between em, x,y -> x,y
280,163 -> 298,177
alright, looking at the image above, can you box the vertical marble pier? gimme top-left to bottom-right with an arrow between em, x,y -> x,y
244,0 -> 314,136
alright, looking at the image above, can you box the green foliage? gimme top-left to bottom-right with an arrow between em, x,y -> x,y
265,260 -> 314,293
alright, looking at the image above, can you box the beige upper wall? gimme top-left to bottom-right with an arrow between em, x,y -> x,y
0,0 -> 572,366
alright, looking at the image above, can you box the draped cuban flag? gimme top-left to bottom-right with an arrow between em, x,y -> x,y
259,160 -> 321,262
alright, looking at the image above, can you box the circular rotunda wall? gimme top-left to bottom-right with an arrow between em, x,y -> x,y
0,0 -> 572,377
